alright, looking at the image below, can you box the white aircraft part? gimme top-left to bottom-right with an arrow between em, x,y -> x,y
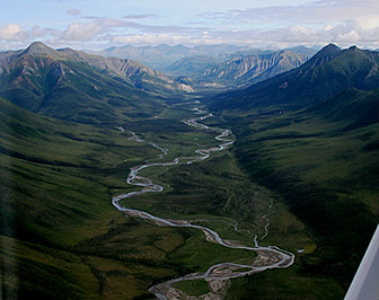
345,224 -> 379,300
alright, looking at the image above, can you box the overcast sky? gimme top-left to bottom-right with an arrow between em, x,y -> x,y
1,0 -> 378,50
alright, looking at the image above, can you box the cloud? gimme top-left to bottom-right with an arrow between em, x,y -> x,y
66,8 -> 81,16
98,18 -> 127,27
23,17 -> 379,49
2,0 -> 377,50
191,0 -> 379,48
62,22 -> 104,41
111,33 -> 213,46
220,0 -> 376,27
57,18 -> 137,42
0,23 -> 27,41
32,25 -> 55,38
208,19 -> 378,48
122,14 -> 158,19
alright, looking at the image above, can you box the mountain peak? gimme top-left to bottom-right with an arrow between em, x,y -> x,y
302,43 -> 342,69
316,43 -> 341,57
24,42 -> 56,55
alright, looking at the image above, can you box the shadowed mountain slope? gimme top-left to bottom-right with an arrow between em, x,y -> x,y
209,44 -> 379,112
0,96 -> 183,299
205,45 -> 379,298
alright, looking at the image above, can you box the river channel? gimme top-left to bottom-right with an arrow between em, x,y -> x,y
112,106 -> 295,300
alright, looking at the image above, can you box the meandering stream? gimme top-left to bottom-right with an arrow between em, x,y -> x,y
112,106 -> 295,300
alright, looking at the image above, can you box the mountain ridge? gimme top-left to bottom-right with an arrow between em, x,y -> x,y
93,43 -> 317,73
164,49 -> 310,90
0,42 -> 194,123
1,42 -> 193,95
209,44 -> 379,112
92,44 -> 245,70
205,44 -> 379,299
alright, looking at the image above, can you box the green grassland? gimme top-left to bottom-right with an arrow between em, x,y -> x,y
2,97 -> 292,299
173,279 -> 210,296
225,265 -> 345,300
211,89 -> 379,299
117,112 -> 322,300
1,97 -> 180,299
124,104 -> 223,162
3,85 -> 375,299
121,113 -> 314,252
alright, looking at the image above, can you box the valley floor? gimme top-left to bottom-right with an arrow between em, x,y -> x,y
2,97 -> 375,300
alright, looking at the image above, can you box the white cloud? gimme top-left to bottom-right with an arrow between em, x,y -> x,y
193,0 -> 379,48
113,33 -> 184,45
46,18 -> 207,45
62,22 -> 104,41
336,30 -> 360,43
112,33 -> 220,46
31,25 -> 55,38
0,23 -> 27,41
357,16 -> 379,30
98,18 -> 126,28
66,8 -> 81,16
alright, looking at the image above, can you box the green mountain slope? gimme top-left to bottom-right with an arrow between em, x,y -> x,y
0,42 -> 193,124
305,88 -> 379,130
210,44 -> 379,112
0,96 -> 196,299
162,55 -> 221,77
0,96 -> 271,300
206,59 -> 379,297
58,45 -> 194,95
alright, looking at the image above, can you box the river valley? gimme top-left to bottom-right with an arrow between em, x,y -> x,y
112,105 -> 295,300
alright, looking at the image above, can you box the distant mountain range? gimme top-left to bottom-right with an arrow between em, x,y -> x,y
0,42 -> 192,123
169,50 -> 310,89
93,44 -> 317,90
1,42 -> 376,124
93,44 -> 318,71
0,43 -> 320,122
92,44 -> 248,71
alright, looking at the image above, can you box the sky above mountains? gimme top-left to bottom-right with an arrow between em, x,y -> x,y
1,0 -> 378,50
